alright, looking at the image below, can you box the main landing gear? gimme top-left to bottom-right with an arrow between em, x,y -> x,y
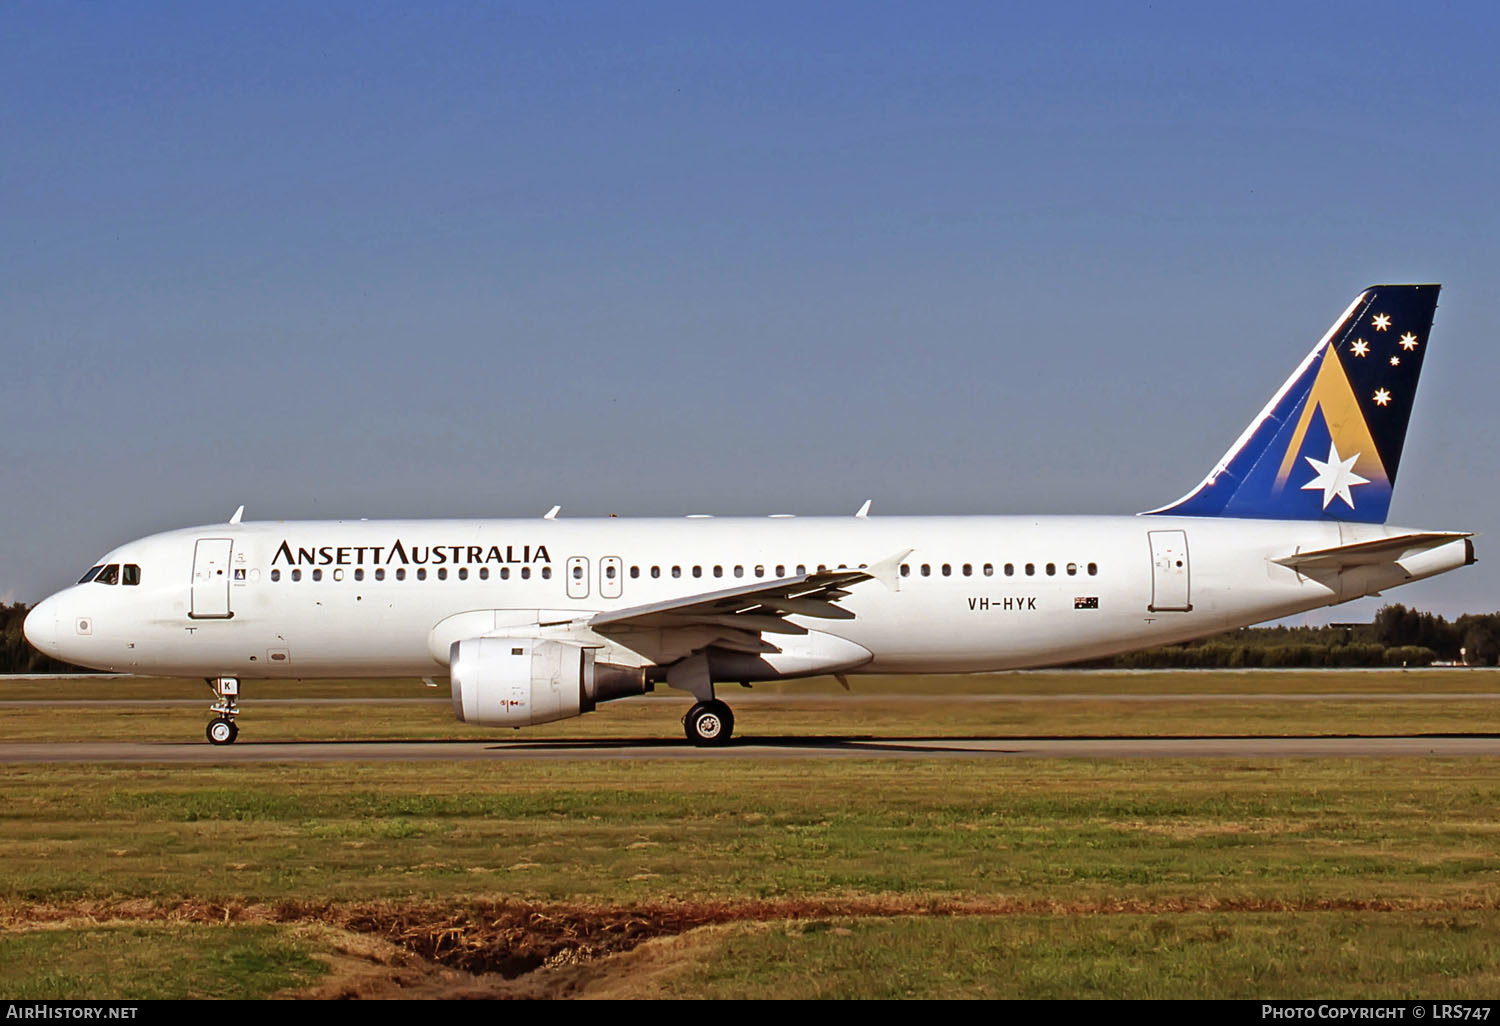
668,652 -> 737,747
205,677 -> 240,745
683,700 -> 735,747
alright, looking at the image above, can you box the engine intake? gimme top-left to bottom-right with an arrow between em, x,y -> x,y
449,637 -> 649,727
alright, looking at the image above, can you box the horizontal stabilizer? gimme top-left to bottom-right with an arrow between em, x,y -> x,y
1272,532 -> 1473,571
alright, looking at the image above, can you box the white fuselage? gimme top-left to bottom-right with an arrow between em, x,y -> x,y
23,514 -> 1472,681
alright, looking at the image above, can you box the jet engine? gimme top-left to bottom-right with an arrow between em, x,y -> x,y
448,637 -> 650,727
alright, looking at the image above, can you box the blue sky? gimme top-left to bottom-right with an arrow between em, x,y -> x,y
3,1 -> 1497,621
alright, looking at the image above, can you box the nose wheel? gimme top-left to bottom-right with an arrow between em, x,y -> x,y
683,700 -> 734,746
204,677 -> 241,745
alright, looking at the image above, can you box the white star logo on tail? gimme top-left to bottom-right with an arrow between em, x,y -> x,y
1301,440 -> 1370,510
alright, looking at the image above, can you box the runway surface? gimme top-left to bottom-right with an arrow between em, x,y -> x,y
5,692 -> 1500,708
3,734 -> 1499,762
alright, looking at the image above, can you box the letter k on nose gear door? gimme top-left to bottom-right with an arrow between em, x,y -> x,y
190,538 -> 234,619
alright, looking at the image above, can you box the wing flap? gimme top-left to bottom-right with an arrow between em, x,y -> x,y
587,553 -> 909,664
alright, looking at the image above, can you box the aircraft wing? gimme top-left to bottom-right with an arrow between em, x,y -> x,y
586,550 -> 909,659
1272,532 -> 1473,571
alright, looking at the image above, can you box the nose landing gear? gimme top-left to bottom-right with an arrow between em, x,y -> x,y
205,677 -> 240,745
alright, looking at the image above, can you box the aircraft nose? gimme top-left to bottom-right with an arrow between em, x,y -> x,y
23,597 -> 61,659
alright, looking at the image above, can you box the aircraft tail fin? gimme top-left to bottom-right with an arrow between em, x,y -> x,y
1143,284 -> 1440,524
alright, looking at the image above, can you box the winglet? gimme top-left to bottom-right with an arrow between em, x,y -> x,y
228,505 -> 245,525
544,505 -> 561,520
869,548 -> 913,591
855,499 -> 872,519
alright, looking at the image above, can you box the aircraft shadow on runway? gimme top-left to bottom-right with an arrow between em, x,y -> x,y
226,729 -> 1500,754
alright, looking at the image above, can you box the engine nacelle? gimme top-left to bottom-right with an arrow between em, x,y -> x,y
449,637 -> 650,727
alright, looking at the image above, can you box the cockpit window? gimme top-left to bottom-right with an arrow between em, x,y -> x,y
94,564 -> 120,585
122,564 -> 141,586
78,565 -> 104,584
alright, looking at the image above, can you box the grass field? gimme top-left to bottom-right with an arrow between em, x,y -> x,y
1,670 -> 1499,998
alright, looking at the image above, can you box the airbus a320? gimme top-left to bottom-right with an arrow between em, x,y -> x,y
25,285 -> 1473,745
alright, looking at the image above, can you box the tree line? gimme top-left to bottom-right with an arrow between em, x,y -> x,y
0,602 -> 93,673
1096,603 -> 1500,669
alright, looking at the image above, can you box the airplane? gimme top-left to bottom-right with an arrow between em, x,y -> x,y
23,284 -> 1474,747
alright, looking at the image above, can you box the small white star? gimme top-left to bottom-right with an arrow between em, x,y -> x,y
1399,332 -> 1419,350
1350,339 -> 1370,357
1390,356 -> 1401,366
1372,314 -> 1391,331
1302,440 -> 1370,510
1373,388 -> 1392,406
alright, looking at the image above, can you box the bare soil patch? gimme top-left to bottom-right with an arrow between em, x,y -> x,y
6,895 -> 1499,999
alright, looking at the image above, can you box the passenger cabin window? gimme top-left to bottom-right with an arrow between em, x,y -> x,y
312,569 -> 324,582
962,563 -> 972,577
521,567 -> 531,580
396,568 -> 406,581
1066,563 -> 1078,576
541,567 -> 552,579
1005,563 -> 1014,576
416,568 -> 426,581
292,569 -> 303,582
900,564 -> 911,577
651,566 -> 661,579
478,567 -> 488,581
713,565 -> 723,578
377,568 -> 387,581
1088,562 -> 1099,576
1025,563 -> 1035,576
776,565 -> 786,577
271,569 -> 281,582
983,563 -> 993,577
606,565 -> 617,580
920,564 -> 931,577
942,564 -> 952,577
499,567 -> 508,580
1046,563 -> 1056,576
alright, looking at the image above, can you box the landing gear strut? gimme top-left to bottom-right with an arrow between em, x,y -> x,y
205,677 -> 240,745
667,653 -> 736,747
683,699 -> 734,747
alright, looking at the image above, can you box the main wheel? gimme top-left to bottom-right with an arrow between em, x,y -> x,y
684,700 -> 734,746
206,717 -> 237,745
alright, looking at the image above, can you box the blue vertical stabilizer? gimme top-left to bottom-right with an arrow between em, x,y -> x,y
1144,284 -> 1439,524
